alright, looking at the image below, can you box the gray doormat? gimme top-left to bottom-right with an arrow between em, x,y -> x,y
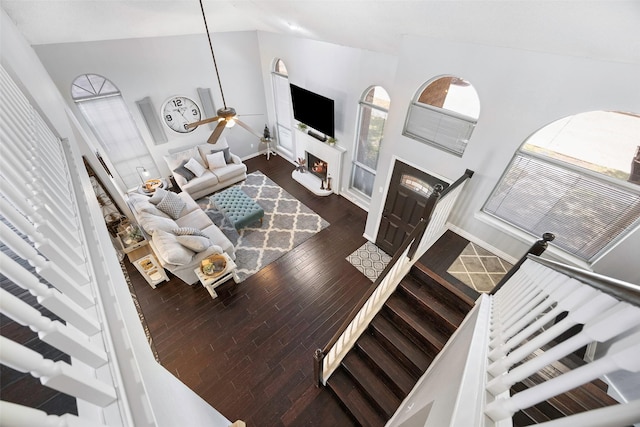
446,242 -> 513,293
347,241 -> 392,282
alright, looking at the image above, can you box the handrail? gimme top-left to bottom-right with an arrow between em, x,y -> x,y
322,184 -> 442,354
440,168 -> 474,198
315,168 -> 475,385
490,232 -> 555,295
528,255 -> 640,307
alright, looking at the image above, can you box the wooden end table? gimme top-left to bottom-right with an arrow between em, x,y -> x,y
194,253 -> 239,299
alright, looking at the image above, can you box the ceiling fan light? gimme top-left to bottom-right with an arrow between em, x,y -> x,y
226,118 -> 236,128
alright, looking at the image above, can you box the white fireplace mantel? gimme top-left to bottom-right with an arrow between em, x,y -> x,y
293,129 -> 346,196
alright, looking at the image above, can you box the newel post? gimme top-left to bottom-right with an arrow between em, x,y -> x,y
490,232 -> 555,295
313,349 -> 324,387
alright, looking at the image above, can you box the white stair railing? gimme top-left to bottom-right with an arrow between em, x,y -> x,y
316,170 -> 474,385
388,255 -> 640,427
0,63 -> 232,426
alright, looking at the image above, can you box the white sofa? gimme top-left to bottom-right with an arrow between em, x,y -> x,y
127,189 -> 235,285
164,138 -> 247,200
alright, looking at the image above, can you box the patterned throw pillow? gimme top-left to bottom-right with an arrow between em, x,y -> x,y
156,192 -> 186,219
172,227 -> 208,238
184,157 -> 206,177
148,187 -> 168,205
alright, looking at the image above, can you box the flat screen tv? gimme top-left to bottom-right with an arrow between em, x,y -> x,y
290,84 -> 335,138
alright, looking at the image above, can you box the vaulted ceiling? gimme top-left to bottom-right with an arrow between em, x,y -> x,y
3,1 -> 639,63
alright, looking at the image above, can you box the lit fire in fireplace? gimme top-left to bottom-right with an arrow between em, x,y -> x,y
312,161 -> 327,174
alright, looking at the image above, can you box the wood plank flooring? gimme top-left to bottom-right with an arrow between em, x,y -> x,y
126,153 -> 371,426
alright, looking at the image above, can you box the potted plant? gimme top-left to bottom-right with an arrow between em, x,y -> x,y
297,122 -> 308,131
327,136 -> 337,146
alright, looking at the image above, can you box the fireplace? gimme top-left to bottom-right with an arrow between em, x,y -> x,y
307,152 -> 328,181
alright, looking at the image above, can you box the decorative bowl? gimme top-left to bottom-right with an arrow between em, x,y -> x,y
201,254 -> 227,277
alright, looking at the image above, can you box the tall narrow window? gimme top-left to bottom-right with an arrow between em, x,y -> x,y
271,59 -> 293,159
484,111 -> 640,262
350,86 -> 390,198
403,75 -> 480,156
72,74 -> 158,189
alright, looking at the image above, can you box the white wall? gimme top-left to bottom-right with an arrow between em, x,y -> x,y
366,35 -> 640,283
33,31 -> 268,180
256,32 -> 398,206
30,21 -> 640,284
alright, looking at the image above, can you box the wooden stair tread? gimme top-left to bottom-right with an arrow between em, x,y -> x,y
412,263 -> 477,309
342,352 -> 401,419
385,293 -> 448,353
357,333 -> 416,397
399,275 -> 465,333
369,315 -> 432,376
327,369 -> 386,427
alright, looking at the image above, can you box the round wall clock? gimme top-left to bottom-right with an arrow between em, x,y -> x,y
161,95 -> 201,133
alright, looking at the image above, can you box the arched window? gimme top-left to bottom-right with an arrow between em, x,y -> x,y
72,74 -> 158,189
484,111 -> 640,262
403,75 -> 480,156
350,86 -> 390,198
271,59 -> 293,158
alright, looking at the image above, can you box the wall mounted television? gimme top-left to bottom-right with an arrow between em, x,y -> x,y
290,84 -> 335,138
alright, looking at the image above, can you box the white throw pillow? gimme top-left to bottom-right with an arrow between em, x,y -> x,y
138,212 -> 178,234
156,192 -> 186,219
152,229 -> 194,265
184,157 -> 206,177
176,235 -> 211,252
206,151 -> 227,170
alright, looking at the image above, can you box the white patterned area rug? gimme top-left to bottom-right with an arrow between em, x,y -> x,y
347,241 -> 392,282
197,171 -> 329,282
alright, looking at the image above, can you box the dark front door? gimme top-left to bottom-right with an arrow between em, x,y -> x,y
375,160 -> 449,255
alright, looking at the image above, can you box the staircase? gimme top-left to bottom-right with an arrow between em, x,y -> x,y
326,263 -> 475,426
326,262 -> 624,427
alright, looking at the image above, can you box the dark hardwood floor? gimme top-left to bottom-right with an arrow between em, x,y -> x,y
126,153 -> 372,426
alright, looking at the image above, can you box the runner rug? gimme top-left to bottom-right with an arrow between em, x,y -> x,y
197,171 -> 329,282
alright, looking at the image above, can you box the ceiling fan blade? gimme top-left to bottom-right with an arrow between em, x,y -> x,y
207,120 -> 227,144
187,116 -> 220,129
235,119 -> 262,139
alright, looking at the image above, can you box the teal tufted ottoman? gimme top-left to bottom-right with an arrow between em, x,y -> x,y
211,187 -> 264,230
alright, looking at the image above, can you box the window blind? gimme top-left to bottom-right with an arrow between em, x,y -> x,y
484,154 -> 640,261
403,103 -> 475,156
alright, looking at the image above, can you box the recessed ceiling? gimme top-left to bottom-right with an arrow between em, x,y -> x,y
2,1 -> 639,63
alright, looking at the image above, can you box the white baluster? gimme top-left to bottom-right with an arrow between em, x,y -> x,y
0,288 -> 107,368
486,328 -> 640,421
534,398 -> 640,427
488,302 -> 640,390
0,221 -> 93,308
0,201 -> 88,279
1,178 -> 82,255
0,401 -> 109,427
0,251 -> 100,335
489,283 -> 589,360
0,337 -> 116,407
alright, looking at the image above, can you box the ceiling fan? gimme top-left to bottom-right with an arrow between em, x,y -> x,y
186,0 -> 261,144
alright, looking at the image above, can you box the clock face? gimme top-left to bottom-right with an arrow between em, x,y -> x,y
161,96 -> 201,133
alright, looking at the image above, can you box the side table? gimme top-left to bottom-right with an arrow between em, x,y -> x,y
260,137 -> 277,160
194,253 -> 239,299
128,244 -> 169,289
